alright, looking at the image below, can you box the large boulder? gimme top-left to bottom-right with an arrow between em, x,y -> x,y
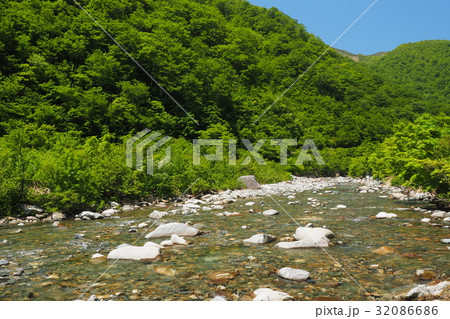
107,244 -> 160,261
253,288 -> 291,301
294,227 -> 334,241
277,267 -> 310,281
243,234 -> 276,244
238,175 -> 261,189
145,222 -> 199,238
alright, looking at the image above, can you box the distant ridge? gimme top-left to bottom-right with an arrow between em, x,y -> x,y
334,48 -> 388,62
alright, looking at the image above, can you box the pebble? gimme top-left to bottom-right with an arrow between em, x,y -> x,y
149,210 -> 167,219
210,295 -> 227,301
0,259 -> 9,266
276,238 -> 329,248
277,267 -> 310,281
138,222 -> 148,228
74,233 -> 85,239
160,240 -> 173,246
245,202 -> 255,206
13,268 -> 24,276
262,209 -> 279,216
375,212 -> 397,219
243,234 -> 276,244
420,218 -> 431,223
335,205 -> 347,209
253,288 -> 291,301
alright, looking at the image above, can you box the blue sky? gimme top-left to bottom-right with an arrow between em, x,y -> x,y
247,0 -> 450,55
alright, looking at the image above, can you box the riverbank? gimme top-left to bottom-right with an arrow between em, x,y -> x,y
0,176 -> 446,227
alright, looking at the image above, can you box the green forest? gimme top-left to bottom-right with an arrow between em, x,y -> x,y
0,0 -> 448,216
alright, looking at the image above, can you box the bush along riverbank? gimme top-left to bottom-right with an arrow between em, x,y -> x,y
0,176 -> 448,227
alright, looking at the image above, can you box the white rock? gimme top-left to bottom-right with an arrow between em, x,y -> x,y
145,222 -> 199,238
107,245 -> 160,260
262,209 -> 279,216
211,205 -> 224,210
80,211 -> 103,219
253,288 -> 291,301
160,240 -> 173,246
288,201 -> 300,205
406,281 -> 449,299
440,239 -> 450,244
210,296 -> 227,301
202,206 -> 212,211
91,253 -> 105,259
183,204 -> 201,209
138,222 -> 148,228
245,202 -> 255,206
444,217 -> 450,222
170,234 -> 187,245
149,210 -> 167,219
336,205 -> 347,209
277,267 -> 310,281
143,241 -> 164,249
421,218 -> 431,223
294,227 -> 334,241
121,205 -> 134,212
375,212 -> 397,219
276,238 -> 329,249
101,208 -> 119,217
243,234 -> 276,244
431,211 -> 449,218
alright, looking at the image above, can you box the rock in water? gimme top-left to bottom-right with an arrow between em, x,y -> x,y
149,210 -> 167,219
107,245 -> 160,261
262,209 -> 279,216
79,211 -> 103,219
253,288 -> 291,301
145,222 -> 199,238
101,208 -> 119,217
277,267 -> 310,281
170,234 -> 187,245
210,296 -> 227,301
237,175 -> 261,189
243,234 -> 276,244
275,238 -> 329,249
336,205 -> 347,209
405,281 -> 449,300
294,227 -> 334,241
375,212 -> 397,219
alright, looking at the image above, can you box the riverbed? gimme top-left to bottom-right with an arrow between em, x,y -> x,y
0,178 -> 448,300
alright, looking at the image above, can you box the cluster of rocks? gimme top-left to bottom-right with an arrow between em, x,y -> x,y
93,222 -> 199,262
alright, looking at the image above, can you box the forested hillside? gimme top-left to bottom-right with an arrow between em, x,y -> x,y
0,0 -> 448,215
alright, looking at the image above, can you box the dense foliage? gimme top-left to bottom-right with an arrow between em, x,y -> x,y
0,0 -> 448,215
